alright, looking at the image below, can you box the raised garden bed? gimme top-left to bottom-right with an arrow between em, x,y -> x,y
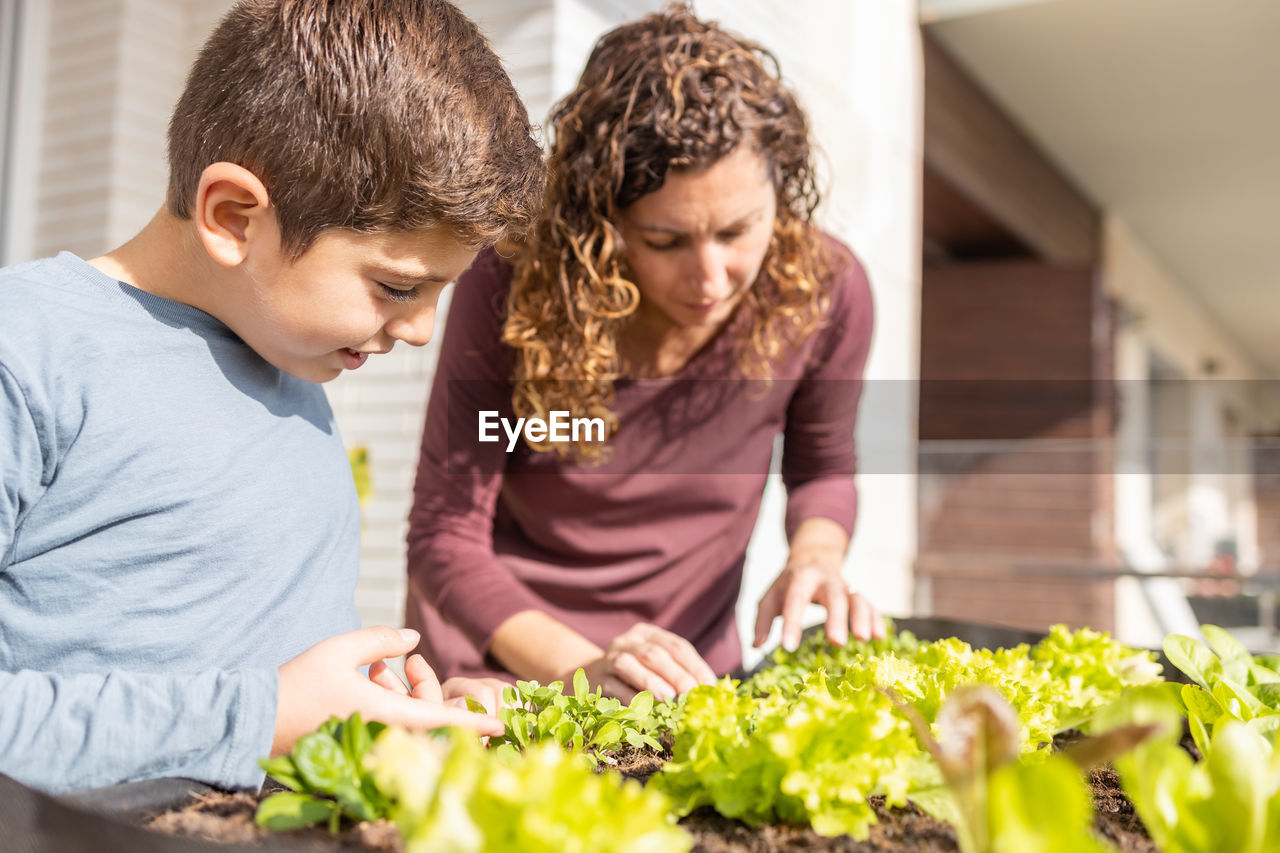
4,746 -> 1157,853
4,617 -> 1242,852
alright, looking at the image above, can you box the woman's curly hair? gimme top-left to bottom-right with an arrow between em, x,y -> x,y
504,3 -> 831,462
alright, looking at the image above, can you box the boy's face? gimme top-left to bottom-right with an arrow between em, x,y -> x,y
231,225 -> 477,383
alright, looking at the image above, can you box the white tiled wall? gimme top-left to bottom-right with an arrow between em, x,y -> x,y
35,0 -> 188,259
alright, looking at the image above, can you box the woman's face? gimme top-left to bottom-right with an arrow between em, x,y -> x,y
615,145 -> 777,337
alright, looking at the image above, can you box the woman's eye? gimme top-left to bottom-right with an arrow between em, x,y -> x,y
718,230 -> 745,242
645,241 -> 680,251
378,283 -> 418,303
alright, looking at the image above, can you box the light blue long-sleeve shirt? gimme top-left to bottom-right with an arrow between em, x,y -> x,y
0,253 -> 360,792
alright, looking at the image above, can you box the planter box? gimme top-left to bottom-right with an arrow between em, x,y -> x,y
0,773 -> 261,852
4,616 -> 1167,852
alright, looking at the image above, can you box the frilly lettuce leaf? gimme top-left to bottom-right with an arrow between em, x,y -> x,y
367,727 -> 690,853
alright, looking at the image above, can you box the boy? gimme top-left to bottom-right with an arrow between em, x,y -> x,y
0,0 -> 544,793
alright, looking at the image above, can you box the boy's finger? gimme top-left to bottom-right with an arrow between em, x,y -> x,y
326,626 -> 420,665
441,677 -> 501,715
405,653 -> 444,704
368,660 -> 410,695
389,698 -> 505,736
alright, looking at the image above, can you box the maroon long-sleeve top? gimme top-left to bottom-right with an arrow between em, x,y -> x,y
405,236 -> 873,680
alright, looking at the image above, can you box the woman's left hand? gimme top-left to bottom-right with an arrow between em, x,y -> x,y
752,518 -> 884,652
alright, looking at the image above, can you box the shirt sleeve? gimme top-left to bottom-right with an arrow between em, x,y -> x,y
407,251 -> 546,654
1,360 -> 45,562
781,240 -> 875,540
0,668 -> 278,793
0,364 -> 278,793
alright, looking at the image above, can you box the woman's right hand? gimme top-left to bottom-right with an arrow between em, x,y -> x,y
573,623 -> 717,702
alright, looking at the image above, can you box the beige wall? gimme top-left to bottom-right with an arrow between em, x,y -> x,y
1106,217 -> 1265,384
1107,215 -> 1267,646
691,0 -> 924,658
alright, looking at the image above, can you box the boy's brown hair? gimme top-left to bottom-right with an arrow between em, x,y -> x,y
167,0 -> 544,256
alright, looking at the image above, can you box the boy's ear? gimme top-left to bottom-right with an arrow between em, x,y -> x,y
194,162 -> 275,267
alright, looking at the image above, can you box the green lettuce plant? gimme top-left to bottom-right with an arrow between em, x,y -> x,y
255,713 -> 390,833
366,726 -> 691,853
489,669 -> 671,767
743,624 -> 921,697
1031,623 -> 1165,730
895,685 -> 1160,853
1101,685 -> 1280,853
828,627 -> 1160,754
258,713 -> 690,851
1163,624 -> 1280,755
850,639 -> 1060,752
660,625 -> 1160,839
655,673 -> 928,838
347,446 -> 371,507
745,625 -> 1159,749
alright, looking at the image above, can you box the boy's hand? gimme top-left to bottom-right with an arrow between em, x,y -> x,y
368,652 -> 444,702
370,654 -> 509,715
440,676 -> 512,715
273,626 -> 503,756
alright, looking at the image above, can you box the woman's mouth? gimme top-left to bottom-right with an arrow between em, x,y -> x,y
684,299 -> 722,314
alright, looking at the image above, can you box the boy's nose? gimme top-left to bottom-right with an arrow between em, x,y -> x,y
386,306 -> 436,347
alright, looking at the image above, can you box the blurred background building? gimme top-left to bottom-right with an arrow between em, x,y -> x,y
1,0 -> 1275,661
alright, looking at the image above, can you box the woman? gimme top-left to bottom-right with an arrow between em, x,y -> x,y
405,4 -> 882,702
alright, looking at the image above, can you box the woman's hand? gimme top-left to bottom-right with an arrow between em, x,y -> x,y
573,623 -> 717,703
753,563 -> 884,652
753,518 -> 884,652
490,610 -> 715,702
273,626 -> 503,757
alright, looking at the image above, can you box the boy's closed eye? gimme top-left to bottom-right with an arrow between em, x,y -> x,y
377,282 -> 420,302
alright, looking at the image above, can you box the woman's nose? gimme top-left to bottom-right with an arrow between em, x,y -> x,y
690,244 -> 732,300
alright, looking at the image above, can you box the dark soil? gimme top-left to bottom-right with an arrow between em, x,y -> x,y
655,765 -> 1154,853
1088,768 -> 1157,853
144,790 -> 400,852
143,738 -> 1160,852
681,799 -> 960,853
